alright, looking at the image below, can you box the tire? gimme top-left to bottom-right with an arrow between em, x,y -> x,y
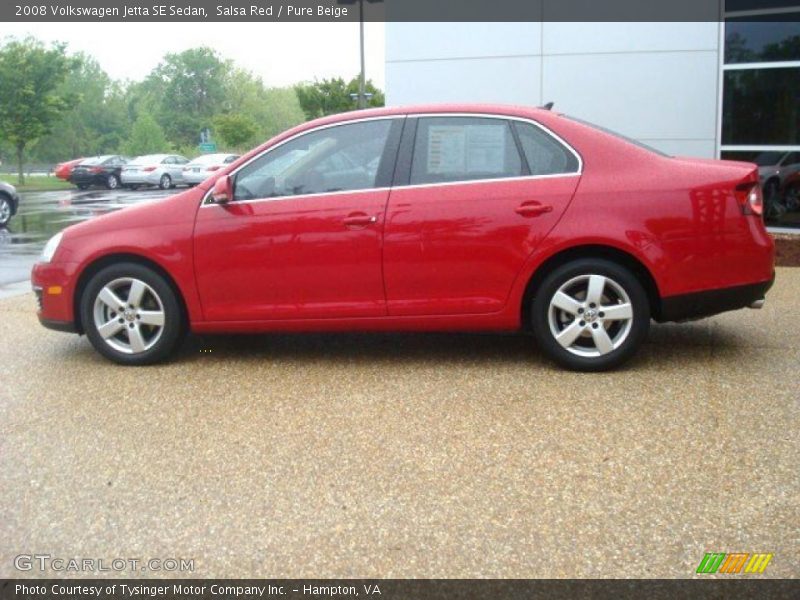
0,193 -> 12,227
159,174 -> 171,190
77,183 -> 90,190
531,258 -> 650,371
106,174 -> 120,190
80,262 -> 185,365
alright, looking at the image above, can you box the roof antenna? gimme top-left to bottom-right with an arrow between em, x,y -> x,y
541,101 -> 554,110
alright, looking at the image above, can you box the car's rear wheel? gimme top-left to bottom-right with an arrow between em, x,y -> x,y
81,263 -> 185,365
531,259 -> 650,371
159,174 -> 171,190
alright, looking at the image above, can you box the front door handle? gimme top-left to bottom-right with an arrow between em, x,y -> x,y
343,212 -> 378,228
515,201 -> 553,217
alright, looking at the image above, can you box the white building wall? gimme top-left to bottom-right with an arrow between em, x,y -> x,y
386,22 -> 722,158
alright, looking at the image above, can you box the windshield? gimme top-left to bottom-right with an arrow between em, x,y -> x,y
565,115 -> 670,157
81,156 -> 112,165
751,152 -> 785,167
191,154 -> 230,165
130,155 -> 167,165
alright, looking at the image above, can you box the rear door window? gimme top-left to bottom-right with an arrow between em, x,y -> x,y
410,117 -> 523,185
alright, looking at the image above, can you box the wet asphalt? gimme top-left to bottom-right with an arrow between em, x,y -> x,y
0,186 -> 178,291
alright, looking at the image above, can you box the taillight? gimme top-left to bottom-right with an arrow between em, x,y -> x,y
736,182 -> 763,217
206,165 -> 220,172
143,166 -> 156,172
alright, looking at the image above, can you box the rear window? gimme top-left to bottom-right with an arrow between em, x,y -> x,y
565,115 -> 670,157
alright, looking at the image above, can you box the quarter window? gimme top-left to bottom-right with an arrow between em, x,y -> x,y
514,121 -> 580,175
233,119 -> 393,201
410,117 -> 523,185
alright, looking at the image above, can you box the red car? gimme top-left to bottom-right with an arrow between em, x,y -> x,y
31,105 -> 774,370
54,158 -> 85,181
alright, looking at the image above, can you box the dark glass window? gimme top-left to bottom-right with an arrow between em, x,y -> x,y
727,0 -> 800,11
722,67 -> 800,145
233,119 -> 392,201
725,18 -> 800,63
514,122 -> 580,175
410,117 -> 522,185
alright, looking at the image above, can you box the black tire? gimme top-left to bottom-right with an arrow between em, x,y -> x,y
0,193 -> 12,227
80,262 -> 185,365
77,183 -> 90,190
159,174 -> 171,190
106,174 -> 120,190
531,258 -> 650,371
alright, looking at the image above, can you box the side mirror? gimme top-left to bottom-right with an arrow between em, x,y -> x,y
212,175 -> 233,204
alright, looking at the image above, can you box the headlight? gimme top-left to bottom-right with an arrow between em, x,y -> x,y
41,232 -> 63,263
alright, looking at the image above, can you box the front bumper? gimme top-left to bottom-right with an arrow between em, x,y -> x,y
31,261 -> 81,333
658,273 -> 775,322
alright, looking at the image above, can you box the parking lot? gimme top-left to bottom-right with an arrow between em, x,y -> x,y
0,187 -> 176,292
1,262 -> 798,578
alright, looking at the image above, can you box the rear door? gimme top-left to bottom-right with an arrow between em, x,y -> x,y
382,115 -> 581,316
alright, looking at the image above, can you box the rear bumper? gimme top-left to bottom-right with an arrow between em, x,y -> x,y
658,273 -> 775,322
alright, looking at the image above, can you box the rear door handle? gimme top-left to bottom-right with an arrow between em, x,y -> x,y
515,201 -> 553,217
343,212 -> 378,228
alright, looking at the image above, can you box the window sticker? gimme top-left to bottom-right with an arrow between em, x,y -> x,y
427,124 -> 507,175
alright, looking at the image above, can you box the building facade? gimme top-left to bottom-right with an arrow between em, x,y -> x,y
385,6 -> 800,228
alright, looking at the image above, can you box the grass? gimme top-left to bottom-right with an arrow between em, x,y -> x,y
0,174 -> 73,192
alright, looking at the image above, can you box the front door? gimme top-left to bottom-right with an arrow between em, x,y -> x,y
193,118 -> 402,322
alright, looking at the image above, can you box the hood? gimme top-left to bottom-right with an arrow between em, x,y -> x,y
63,188 -> 199,241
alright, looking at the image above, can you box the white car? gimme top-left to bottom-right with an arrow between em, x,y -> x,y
121,154 -> 190,190
182,153 -> 239,185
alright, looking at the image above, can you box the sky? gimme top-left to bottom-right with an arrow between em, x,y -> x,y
2,22 -> 385,89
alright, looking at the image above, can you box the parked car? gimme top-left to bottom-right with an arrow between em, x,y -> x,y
753,151 -> 800,218
69,155 -> 128,190
54,157 -> 85,181
32,105 -> 775,370
182,153 -> 239,185
121,154 -> 190,190
0,180 -> 20,227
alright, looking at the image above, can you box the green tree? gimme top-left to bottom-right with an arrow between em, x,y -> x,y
33,53 -> 129,162
294,76 -> 384,120
213,113 -> 257,150
147,47 -> 231,147
0,37 -> 78,183
224,69 -> 305,144
122,112 -> 170,156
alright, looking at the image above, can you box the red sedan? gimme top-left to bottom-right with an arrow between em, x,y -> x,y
32,105 -> 774,370
54,157 -> 85,181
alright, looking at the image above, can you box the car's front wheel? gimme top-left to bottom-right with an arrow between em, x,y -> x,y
81,263 -> 185,365
0,193 -> 12,227
159,174 -> 171,190
106,174 -> 120,190
531,259 -> 650,371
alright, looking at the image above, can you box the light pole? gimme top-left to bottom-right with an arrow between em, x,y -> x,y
339,0 -> 383,109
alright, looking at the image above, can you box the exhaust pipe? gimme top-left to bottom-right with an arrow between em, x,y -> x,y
749,298 -> 765,309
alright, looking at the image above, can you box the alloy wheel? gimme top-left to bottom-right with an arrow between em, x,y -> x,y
0,197 -> 10,225
92,277 -> 166,354
547,274 -> 634,358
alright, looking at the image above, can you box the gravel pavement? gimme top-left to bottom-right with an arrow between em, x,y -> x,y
1,269 -> 798,578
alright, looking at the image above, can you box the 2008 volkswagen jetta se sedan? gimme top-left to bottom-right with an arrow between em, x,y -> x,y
31,105 -> 775,371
